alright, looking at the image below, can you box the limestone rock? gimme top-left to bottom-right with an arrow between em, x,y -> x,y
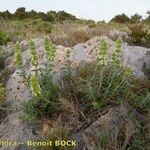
0,36 -> 149,150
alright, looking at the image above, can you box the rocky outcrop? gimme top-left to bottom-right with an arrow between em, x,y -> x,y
4,36 -> 150,79
72,36 -> 150,77
0,36 -> 149,150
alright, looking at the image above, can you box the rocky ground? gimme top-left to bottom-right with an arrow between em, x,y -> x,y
0,35 -> 150,150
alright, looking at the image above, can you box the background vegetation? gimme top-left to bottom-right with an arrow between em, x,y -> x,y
0,8 -> 150,47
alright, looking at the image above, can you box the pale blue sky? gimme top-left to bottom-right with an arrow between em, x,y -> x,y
0,0 -> 150,21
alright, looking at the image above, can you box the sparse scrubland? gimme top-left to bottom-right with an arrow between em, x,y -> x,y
0,8 -> 150,47
0,8 -> 150,150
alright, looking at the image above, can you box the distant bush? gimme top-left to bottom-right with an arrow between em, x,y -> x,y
130,13 -> 142,23
35,19 -> 52,33
128,24 -> 150,48
145,11 -> 150,22
0,19 -> 53,43
0,31 -> 11,45
110,13 -> 130,24
80,19 -> 96,28
68,29 -> 90,45
15,7 -> 26,20
51,27 -> 91,47
0,8 -> 77,22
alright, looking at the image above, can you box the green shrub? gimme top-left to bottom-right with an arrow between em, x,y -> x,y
110,13 -> 130,24
0,31 -> 11,45
37,21 -> 52,33
61,62 -> 132,112
23,39 -> 59,122
128,24 -> 150,48
122,78 -> 150,116
127,106 -> 150,150
24,70 -> 60,122
61,62 -> 149,149
130,13 -> 142,23
135,89 -> 150,111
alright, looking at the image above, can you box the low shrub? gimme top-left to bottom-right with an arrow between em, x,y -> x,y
66,29 -> 90,46
23,70 -> 60,122
110,13 -> 130,24
50,23 -> 91,47
61,62 -> 132,114
0,19 -> 53,43
130,78 -> 150,111
135,89 -> 150,111
128,24 -> 150,48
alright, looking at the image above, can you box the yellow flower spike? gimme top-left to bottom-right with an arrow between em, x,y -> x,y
29,74 -> 42,97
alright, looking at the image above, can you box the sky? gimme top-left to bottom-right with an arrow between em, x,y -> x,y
0,0 -> 150,21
